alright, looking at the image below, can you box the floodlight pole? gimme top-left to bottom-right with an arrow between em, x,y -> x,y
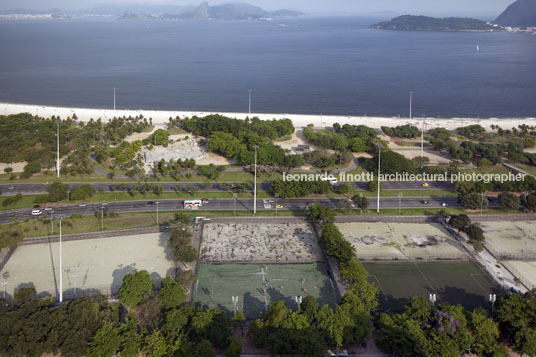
113,88 -> 116,111
377,144 -> 382,213
156,201 -> 159,225
51,210 -> 54,235
275,193 -> 279,216
56,121 -> 60,178
489,294 -> 496,318
233,194 -> 237,217
253,145 -> 259,214
59,216 -> 64,303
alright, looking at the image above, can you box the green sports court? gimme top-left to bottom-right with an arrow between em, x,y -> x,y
193,263 -> 339,319
364,262 -> 499,311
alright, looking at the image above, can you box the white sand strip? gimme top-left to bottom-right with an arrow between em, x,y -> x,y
1,102 -> 535,130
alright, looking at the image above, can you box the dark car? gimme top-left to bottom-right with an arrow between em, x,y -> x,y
421,200 -> 429,205
147,201 -> 155,205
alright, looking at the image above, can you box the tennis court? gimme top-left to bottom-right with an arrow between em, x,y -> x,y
193,263 -> 338,319
364,262 -> 498,311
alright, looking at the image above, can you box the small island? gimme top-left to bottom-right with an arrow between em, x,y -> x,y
372,15 -> 496,32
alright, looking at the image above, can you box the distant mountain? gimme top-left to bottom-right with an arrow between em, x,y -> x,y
372,15 -> 495,31
178,2 -> 303,20
495,0 -> 536,27
0,8 -> 69,19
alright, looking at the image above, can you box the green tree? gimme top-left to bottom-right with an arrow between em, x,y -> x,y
14,286 -> 36,305
86,322 -> 121,357
337,183 -> 351,194
306,203 -> 336,225
47,182 -> 68,202
168,224 -> 198,262
499,192 -> 521,212
224,337 -> 242,357
118,270 -> 154,308
196,339 -> 216,357
158,276 -> 187,309
151,129 -> 170,146
143,330 -> 168,357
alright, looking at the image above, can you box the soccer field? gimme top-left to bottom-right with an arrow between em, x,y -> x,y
363,262 -> 498,311
193,263 -> 338,319
0,233 -> 174,301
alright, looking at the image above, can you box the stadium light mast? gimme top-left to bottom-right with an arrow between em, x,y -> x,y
113,88 -> 116,111
376,144 -> 382,213
489,294 -> 497,318
253,145 -> 259,214
56,120 -> 60,178
58,214 -> 65,303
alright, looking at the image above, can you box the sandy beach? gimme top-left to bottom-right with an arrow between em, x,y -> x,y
1,102 -> 535,130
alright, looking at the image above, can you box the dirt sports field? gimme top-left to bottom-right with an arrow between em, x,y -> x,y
199,222 -> 323,263
336,222 -> 469,261
0,233 -> 174,300
480,221 -> 536,258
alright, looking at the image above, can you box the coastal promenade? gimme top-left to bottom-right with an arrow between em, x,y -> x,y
2,102 -> 535,130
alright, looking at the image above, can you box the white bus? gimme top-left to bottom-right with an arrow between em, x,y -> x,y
321,177 -> 338,185
183,200 -> 202,209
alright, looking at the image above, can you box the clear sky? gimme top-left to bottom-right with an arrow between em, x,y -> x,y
0,0 -> 516,18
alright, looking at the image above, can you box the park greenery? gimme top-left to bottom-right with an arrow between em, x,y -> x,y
270,179 -> 332,198
448,214 -> 486,251
381,124 -> 421,138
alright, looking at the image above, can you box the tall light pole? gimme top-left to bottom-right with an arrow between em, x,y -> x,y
409,91 -> 414,120
275,193 -> 279,216
156,201 -> 159,225
101,202 -> 107,231
253,145 -> 259,214
56,120 -> 60,178
113,88 -> 116,111
1,272 -> 8,299
248,89 -> 253,116
429,293 -> 437,306
58,214 -> 64,303
421,120 -> 425,159
489,294 -> 496,318
50,210 -> 54,235
398,192 -> 402,216
233,193 -> 237,217
377,144 -> 382,213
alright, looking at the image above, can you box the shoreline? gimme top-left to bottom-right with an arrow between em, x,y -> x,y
1,102 -> 535,130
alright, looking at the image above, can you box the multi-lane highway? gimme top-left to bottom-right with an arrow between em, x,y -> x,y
0,195 -> 496,225
0,180 -> 453,195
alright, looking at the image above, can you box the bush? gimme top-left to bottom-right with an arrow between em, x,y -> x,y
498,192 -> 520,212
337,183 -> 351,194
70,184 -> 96,201
118,270 -> 154,308
14,287 -> 36,305
2,193 -> 22,207
20,161 -> 41,179
47,182 -> 69,202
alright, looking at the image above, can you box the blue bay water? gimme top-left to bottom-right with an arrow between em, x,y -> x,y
0,16 -> 534,117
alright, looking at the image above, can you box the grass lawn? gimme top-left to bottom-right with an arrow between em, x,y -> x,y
507,162 -> 536,176
364,262 -> 499,311
458,165 -> 511,175
6,211 -> 178,238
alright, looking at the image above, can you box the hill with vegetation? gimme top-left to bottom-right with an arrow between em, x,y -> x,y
372,15 -> 495,31
495,0 -> 536,27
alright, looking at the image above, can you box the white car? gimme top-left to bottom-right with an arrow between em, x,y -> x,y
44,207 -> 52,211
441,203 -> 448,207
31,209 -> 42,216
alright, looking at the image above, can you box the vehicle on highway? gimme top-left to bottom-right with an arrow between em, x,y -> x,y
147,201 -> 155,205
421,200 -> 429,205
422,183 -> 429,187
441,203 -> 448,207
33,205 -> 41,209
321,177 -> 338,185
78,203 -> 87,207
202,198 -> 209,204
31,209 -> 42,216
276,204 -> 284,209
7,186 -> 14,190
184,200 -> 202,209
44,207 -> 52,211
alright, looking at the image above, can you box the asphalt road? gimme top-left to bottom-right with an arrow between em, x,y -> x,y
0,180 -> 452,195
0,195 -> 498,225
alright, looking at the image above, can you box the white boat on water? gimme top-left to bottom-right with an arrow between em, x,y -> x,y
477,44 -> 480,52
